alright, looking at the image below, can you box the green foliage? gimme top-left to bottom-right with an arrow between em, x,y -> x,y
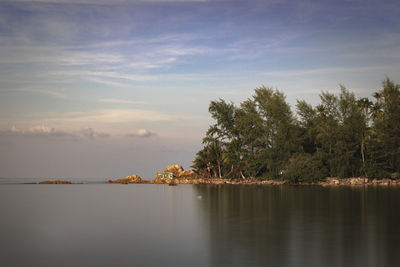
193,78 -> 400,182
372,78 -> 400,172
283,153 -> 328,183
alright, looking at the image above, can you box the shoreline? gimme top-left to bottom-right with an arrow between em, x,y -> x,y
107,176 -> 400,186
105,165 -> 400,187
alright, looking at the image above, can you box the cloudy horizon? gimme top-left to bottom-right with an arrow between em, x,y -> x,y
1,0 -> 399,179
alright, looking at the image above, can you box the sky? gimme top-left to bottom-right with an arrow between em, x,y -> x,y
0,0 -> 399,179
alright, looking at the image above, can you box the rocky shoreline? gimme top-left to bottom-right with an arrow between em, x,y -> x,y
33,177 -> 400,186
107,176 -> 400,186
107,165 -> 400,186
32,165 -> 400,186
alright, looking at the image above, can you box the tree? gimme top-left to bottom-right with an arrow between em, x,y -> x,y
314,92 -> 340,176
249,87 -> 298,178
194,77 -> 399,181
296,100 -> 318,154
368,78 -> 400,176
336,86 -> 365,177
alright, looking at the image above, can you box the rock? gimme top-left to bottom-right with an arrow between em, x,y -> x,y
325,178 -> 340,185
165,164 -> 184,177
108,174 -> 142,184
164,164 -> 196,178
153,177 -> 171,184
349,177 -> 364,185
381,178 -> 390,186
39,180 -> 72,184
124,174 -> 142,182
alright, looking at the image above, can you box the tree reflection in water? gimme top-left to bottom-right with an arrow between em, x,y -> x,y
195,185 -> 400,267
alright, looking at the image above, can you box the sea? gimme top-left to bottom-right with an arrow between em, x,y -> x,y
1,178 -> 399,267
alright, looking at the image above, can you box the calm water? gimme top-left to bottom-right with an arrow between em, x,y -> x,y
0,181 -> 399,267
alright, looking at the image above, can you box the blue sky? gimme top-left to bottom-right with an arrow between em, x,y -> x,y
0,0 -> 399,179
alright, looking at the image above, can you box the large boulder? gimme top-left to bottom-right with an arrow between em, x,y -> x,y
166,164 -> 184,176
165,164 -> 196,178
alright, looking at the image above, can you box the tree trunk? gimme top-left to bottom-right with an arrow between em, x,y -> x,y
361,137 -> 366,176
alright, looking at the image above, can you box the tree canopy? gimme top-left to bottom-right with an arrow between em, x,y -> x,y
193,78 -> 400,182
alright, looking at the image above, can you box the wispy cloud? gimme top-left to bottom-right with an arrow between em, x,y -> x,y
44,109 -> 176,125
84,77 -> 134,88
263,65 -> 392,77
40,70 -> 210,87
129,57 -> 177,69
8,0 -> 209,4
10,87 -> 66,99
37,70 -> 158,88
0,46 -> 123,65
98,98 -> 147,105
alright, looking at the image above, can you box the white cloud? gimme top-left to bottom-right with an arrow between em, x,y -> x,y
0,125 -> 109,139
0,125 -> 71,138
0,125 -> 160,141
27,125 -> 55,135
126,129 -> 155,138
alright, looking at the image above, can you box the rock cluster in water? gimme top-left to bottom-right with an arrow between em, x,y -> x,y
39,180 -> 72,184
108,174 -> 142,184
108,164 -> 198,184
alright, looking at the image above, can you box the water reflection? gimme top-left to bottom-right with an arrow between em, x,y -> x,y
0,184 -> 399,267
195,185 -> 400,267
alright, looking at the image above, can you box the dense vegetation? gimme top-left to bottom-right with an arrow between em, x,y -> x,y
192,78 -> 400,182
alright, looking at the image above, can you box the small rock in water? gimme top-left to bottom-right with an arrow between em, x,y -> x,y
197,195 -> 203,200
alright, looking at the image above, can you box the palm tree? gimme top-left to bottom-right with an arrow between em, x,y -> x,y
373,91 -> 381,99
371,102 -> 383,121
357,97 -> 373,176
357,97 -> 373,118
